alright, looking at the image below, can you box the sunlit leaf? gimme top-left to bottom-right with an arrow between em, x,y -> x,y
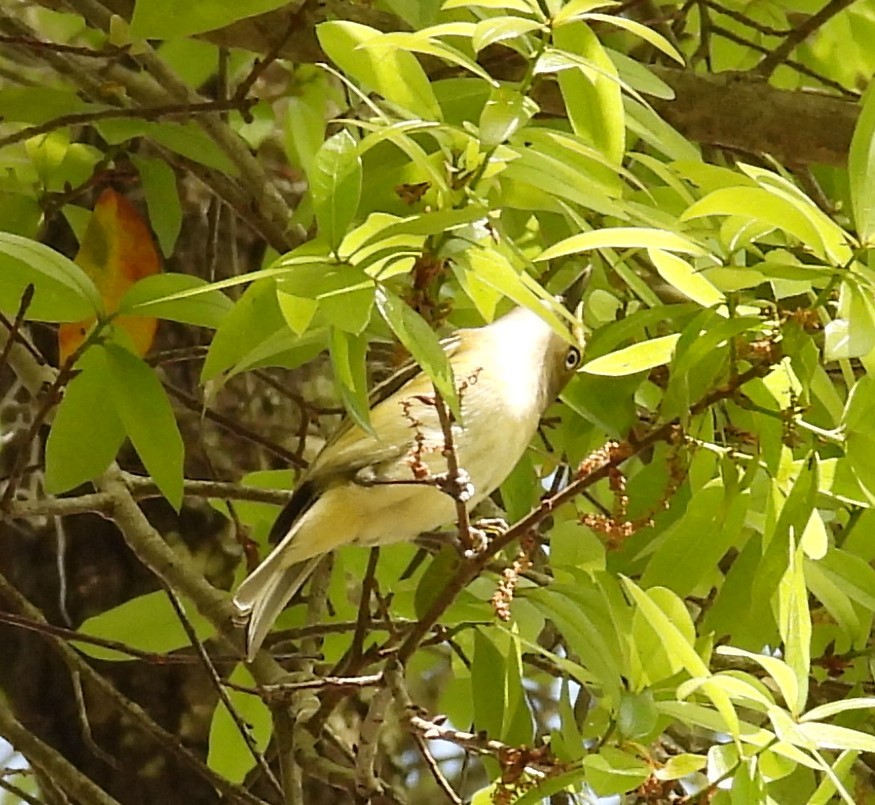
847,82 -> 875,244
376,290 -> 459,417
318,22 -> 443,119
539,227 -> 707,261
311,130 -> 362,250
583,334 -> 680,376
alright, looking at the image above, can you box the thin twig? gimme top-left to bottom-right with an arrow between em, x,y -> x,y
231,14 -> 298,104
709,25 -> 855,96
0,706 -> 120,805
354,685 -> 393,798
164,382 -> 308,468
432,389 -> 474,550
4,475 -> 292,519
0,776 -> 45,805
0,33 -> 126,58
386,663 -> 462,803
68,669 -> 118,768
700,0 -> 791,36
758,0 -> 859,75
250,672 -> 385,701
162,586 -> 284,799
342,548 -> 381,671
0,285 -> 35,380
411,730 -> 463,805
0,99 -> 256,151
0,576 -> 272,805
396,358 -> 778,664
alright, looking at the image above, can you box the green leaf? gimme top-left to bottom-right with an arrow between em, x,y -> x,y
623,578 -> 709,680
539,227 -> 707,261
97,120 -> 238,176
583,334 -> 680,376
846,82 -> 875,243
642,483 -> 746,597
846,431 -> 875,504
479,87 -> 538,147
364,30 -> 497,85
0,86 -> 94,125
277,263 -> 375,333
618,689 -> 658,739
0,232 -> 100,321
842,372 -> 875,432
75,591 -> 214,660
807,750 -> 860,805
201,280 -> 287,382
525,585 -> 623,700
207,664 -> 272,782
276,291 -> 318,335
376,290 -> 459,417
130,154 -> 182,258
777,542 -> 811,717
795,722 -> 875,753
311,130 -> 363,250
443,0 -> 542,14
130,0 -> 290,38
553,0 -> 618,24
329,327 -> 372,434
45,349 -> 125,494
581,13 -> 684,65
681,187 -> 826,255
120,273 -> 233,328
649,248 -> 725,308
104,344 -> 184,509
317,22 -> 443,120
583,748 -> 650,796
472,16 -> 542,51
802,697 -> 875,723
553,22 -> 624,163
472,630 -> 505,736
463,247 -> 570,337
716,647 -> 799,715
351,208 -> 488,253
824,282 -> 875,361
815,548 -> 875,611
284,92 -> 327,178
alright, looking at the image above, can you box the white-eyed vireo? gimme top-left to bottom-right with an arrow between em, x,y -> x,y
233,304 -> 582,659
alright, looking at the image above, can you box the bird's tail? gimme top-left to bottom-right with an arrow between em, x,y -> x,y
232,553 -> 323,661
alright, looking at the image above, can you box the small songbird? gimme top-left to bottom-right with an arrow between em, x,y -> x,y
233,304 -> 583,659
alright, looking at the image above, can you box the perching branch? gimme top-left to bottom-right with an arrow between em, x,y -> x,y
396,356 -> 778,664
0,705 -> 121,805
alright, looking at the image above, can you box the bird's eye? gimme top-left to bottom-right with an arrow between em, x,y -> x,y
565,346 -> 581,370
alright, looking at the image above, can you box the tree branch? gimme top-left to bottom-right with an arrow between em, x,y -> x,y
0,705 -> 121,805
758,0 -> 859,75
397,357 -> 777,664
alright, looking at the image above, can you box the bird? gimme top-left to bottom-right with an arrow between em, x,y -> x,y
232,303 -> 583,660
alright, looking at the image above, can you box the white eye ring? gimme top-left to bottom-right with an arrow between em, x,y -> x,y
565,346 -> 581,370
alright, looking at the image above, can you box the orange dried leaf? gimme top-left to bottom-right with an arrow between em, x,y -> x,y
58,188 -> 161,363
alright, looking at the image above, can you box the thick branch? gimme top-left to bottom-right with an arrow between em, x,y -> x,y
21,0 -> 861,167
0,705 -> 121,805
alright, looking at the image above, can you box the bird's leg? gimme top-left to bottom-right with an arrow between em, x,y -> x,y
464,517 -> 509,557
433,466 -> 474,503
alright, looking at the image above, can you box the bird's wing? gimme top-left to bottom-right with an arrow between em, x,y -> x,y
306,334 -> 463,482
